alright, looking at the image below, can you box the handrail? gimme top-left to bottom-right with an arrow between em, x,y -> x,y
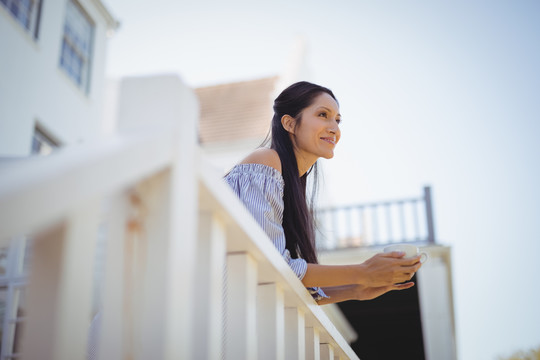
316,186 -> 437,250
0,121 -> 359,358
0,125 -> 178,240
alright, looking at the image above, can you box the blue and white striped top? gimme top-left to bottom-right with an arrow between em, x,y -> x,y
225,163 -> 328,301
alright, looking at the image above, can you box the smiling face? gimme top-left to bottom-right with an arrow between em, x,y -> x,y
282,92 -> 342,174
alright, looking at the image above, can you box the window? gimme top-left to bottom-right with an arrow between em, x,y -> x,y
0,0 -> 42,39
31,123 -> 60,156
0,237 -> 30,360
59,0 -> 94,92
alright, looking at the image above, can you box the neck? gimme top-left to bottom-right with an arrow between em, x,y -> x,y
294,149 -> 318,176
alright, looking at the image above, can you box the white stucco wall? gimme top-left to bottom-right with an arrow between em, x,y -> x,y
109,74 -> 199,136
0,0 -> 114,156
202,138 -> 266,175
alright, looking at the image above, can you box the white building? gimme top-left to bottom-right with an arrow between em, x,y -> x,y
0,1 -> 117,358
0,0 -> 118,157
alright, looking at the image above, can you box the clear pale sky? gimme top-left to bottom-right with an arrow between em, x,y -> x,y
104,1 -> 540,359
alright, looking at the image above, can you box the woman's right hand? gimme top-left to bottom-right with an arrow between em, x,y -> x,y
358,251 -> 422,287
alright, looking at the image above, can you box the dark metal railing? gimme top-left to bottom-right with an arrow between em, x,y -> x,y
316,186 -> 436,251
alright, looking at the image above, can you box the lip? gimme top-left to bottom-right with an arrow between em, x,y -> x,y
320,137 -> 336,145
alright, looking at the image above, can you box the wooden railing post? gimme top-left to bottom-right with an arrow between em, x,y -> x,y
226,253 -> 258,359
306,327 -> 321,360
163,79 -> 200,360
194,211 -> 226,359
257,283 -> 285,360
285,307 -> 306,360
96,193 -> 129,360
424,186 -> 436,244
22,199 -> 100,360
128,171 -> 173,359
320,343 -> 335,360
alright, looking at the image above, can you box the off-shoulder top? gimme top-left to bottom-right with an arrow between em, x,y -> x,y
224,163 -> 328,301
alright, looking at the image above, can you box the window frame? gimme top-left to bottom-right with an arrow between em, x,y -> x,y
0,0 -> 43,40
31,122 -> 61,156
59,0 -> 95,93
0,237 -> 29,360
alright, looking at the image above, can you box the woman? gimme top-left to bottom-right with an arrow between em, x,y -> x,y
224,81 -> 422,304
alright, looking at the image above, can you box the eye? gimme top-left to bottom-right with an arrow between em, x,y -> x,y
318,111 -> 328,118
336,118 -> 342,125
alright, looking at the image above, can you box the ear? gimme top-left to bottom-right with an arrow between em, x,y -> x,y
281,115 -> 296,134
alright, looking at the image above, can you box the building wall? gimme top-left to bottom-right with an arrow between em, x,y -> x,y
0,0 -> 114,156
110,74 -> 200,135
202,138 -> 267,175
320,245 -> 457,360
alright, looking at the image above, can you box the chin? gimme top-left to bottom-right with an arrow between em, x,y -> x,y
321,152 -> 335,159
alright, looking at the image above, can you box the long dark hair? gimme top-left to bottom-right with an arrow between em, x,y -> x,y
268,81 -> 338,264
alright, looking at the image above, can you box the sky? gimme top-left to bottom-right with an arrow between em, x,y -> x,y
104,1 -> 540,359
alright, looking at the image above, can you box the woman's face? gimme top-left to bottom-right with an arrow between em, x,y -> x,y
291,92 -> 341,165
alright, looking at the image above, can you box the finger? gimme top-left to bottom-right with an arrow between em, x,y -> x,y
405,261 -> 423,273
393,282 -> 415,290
397,270 -> 417,283
399,255 -> 423,266
397,258 -> 423,269
381,251 -> 406,259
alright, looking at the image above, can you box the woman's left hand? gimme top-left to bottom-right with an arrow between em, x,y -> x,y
354,282 -> 415,300
317,282 -> 416,305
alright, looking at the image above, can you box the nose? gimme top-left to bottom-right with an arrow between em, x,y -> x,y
329,118 -> 340,134
328,122 -> 341,141
328,125 -> 339,134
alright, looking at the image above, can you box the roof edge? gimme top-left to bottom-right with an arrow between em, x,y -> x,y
195,75 -> 279,91
91,0 -> 120,30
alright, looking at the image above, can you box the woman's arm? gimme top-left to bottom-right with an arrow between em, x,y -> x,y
301,251 -> 422,288
316,282 -> 416,305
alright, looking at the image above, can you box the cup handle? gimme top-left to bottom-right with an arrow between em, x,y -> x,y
419,252 -> 428,263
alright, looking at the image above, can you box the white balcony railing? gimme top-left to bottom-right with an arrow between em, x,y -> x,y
0,85 -> 359,359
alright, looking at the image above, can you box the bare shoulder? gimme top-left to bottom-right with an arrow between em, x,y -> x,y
239,148 -> 282,173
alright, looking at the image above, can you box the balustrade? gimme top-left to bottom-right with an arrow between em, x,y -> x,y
317,187 -> 436,250
0,103 -> 358,359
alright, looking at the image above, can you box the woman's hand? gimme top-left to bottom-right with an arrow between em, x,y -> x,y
303,253 -> 423,290
358,251 -> 422,287
318,282 -> 416,305
353,282 -> 415,301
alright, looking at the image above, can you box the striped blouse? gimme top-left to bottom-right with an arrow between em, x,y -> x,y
224,163 -> 328,301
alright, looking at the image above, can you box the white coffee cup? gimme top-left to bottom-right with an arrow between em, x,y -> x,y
383,244 -> 428,263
